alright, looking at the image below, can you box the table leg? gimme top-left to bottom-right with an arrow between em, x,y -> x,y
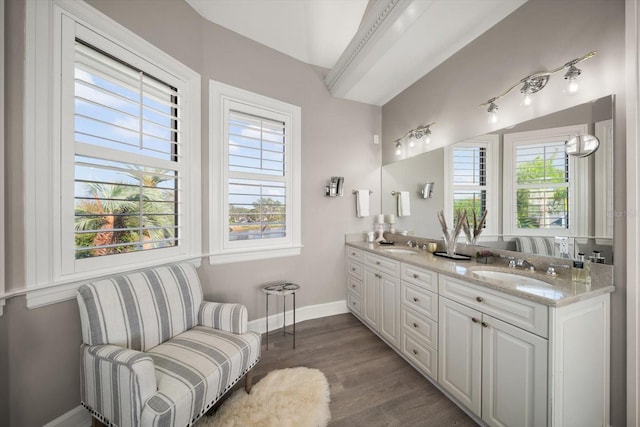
293,292 -> 296,349
265,294 -> 269,350
283,294 -> 286,336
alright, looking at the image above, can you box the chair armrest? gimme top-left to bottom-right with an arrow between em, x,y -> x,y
198,302 -> 248,334
80,344 -> 157,425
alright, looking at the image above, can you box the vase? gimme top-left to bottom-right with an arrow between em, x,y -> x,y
443,231 -> 460,256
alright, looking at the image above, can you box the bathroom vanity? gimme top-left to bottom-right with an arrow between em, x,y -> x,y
345,241 -> 614,427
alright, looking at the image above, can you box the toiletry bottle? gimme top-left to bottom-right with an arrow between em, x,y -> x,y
572,252 -> 591,284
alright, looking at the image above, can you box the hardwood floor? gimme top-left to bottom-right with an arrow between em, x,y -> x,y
243,313 -> 478,426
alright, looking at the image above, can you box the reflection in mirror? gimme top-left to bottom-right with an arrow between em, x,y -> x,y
566,134 -> 600,157
381,95 -> 614,264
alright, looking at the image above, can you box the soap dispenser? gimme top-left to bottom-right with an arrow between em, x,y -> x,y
572,252 -> 591,284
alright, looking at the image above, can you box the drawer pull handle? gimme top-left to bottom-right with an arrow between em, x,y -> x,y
413,297 -> 419,302
413,274 -> 419,279
471,317 -> 479,323
351,252 -> 356,256
481,321 -> 489,328
413,323 -> 418,328
376,261 -> 381,265
351,284 -> 356,288
412,349 -> 418,355
352,302 -> 356,306
352,267 -> 356,271
476,296 -> 484,303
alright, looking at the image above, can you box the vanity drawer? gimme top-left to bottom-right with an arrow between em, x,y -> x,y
401,331 -> 437,380
347,275 -> 363,296
364,252 -> 400,276
439,274 -> 549,338
401,282 -> 438,320
347,259 -> 364,280
347,247 -> 363,263
347,291 -> 362,316
401,305 -> 438,349
401,263 -> 438,292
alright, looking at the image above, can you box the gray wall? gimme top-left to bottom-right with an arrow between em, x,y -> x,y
3,0 -> 382,425
381,1 -> 627,425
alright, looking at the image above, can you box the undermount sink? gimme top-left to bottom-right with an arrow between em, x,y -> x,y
471,269 -> 566,299
471,270 -> 552,288
382,248 -> 418,255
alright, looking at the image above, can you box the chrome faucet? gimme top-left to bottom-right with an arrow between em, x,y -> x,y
406,240 -> 418,248
507,256 -> 517,268
546,263 -> 571,276
517,258 -> 536,272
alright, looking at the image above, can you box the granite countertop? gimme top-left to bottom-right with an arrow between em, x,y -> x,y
346,241 -> 615,308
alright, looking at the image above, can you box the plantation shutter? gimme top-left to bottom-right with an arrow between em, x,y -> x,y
73,40 -> 181,258
514,141 -> 569,229
452,145 -> 487,223
227,110 -> 287,241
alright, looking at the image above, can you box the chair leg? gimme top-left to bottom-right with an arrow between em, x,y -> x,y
245,368 -> 254,394
92,417 -> 107,427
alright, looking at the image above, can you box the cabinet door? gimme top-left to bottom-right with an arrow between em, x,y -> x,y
378,273 -> 400,346
482,315 -> 548,427
438,297 -> 482,417
363,267 -> 378,329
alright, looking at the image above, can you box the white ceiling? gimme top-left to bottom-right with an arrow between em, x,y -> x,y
186,0 -> 527,106
185,0 -> 369,69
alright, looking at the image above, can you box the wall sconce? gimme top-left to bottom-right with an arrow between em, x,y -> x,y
325,176 -> 344,196
420,182 -> 434,199
480,51 -> 596,123
393,122 -> 435,155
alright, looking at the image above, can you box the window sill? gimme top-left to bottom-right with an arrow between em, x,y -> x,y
209,245 -> 303,265
24,256 -> 202,309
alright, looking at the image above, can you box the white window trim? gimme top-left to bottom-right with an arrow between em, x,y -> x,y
444,134 -> 500,242
502,124 -> 589,238
209,80 -> 302,264
0,0 -> 5,316
595,119 -> 614,244
24,0 -> 201,308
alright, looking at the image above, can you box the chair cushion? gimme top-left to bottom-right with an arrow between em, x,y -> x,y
141,326 -> 261,426
77,263 -> 203,351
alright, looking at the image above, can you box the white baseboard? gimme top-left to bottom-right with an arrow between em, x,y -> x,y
248,299 -> 348,334
46,299 -> 348,427
44,405 -> 91,427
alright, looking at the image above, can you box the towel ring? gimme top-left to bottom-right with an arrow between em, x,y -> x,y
391,191 -> 400,196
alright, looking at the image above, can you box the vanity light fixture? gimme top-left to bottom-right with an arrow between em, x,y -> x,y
480,51 -> 596,122
393,122 -> 436,153
394,140 -> 403,156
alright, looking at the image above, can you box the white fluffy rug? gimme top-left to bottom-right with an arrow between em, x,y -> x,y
196,367 -> 331,427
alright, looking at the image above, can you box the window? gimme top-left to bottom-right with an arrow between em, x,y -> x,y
444,135 -> 499,240
209,81 -> 301,264
72,42 -> 180,260
24,0 -> 201,306
503,125 -> 589,237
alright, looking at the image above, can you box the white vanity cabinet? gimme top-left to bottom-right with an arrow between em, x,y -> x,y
439,274 -> 610,427
399,263 -> 439,379
363,252 -> 401,346
346,247 -> 364,316
345,245 -> 611,427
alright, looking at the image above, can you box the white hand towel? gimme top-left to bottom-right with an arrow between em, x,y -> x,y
356,190 -> 370,218
397,191 -> 411,217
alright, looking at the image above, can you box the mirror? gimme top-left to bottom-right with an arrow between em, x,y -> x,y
381,95 -> 614,264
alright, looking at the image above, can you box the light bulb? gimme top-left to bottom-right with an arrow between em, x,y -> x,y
487,102 -> 499,124
488,110 -> 498,124
394,142 -> 402,156
523,94 -> 532,106
567,78 -> 579,95
564,65 -> 581,95
425,135 -> 431,144
408,138 -> 415,148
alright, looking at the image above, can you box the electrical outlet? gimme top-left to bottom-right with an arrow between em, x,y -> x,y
555,236 -> 569,257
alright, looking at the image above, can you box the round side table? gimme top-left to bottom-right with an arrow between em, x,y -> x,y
263,283 -> 300,350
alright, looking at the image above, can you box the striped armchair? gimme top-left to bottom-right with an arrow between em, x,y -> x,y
76,263 -> 261,427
